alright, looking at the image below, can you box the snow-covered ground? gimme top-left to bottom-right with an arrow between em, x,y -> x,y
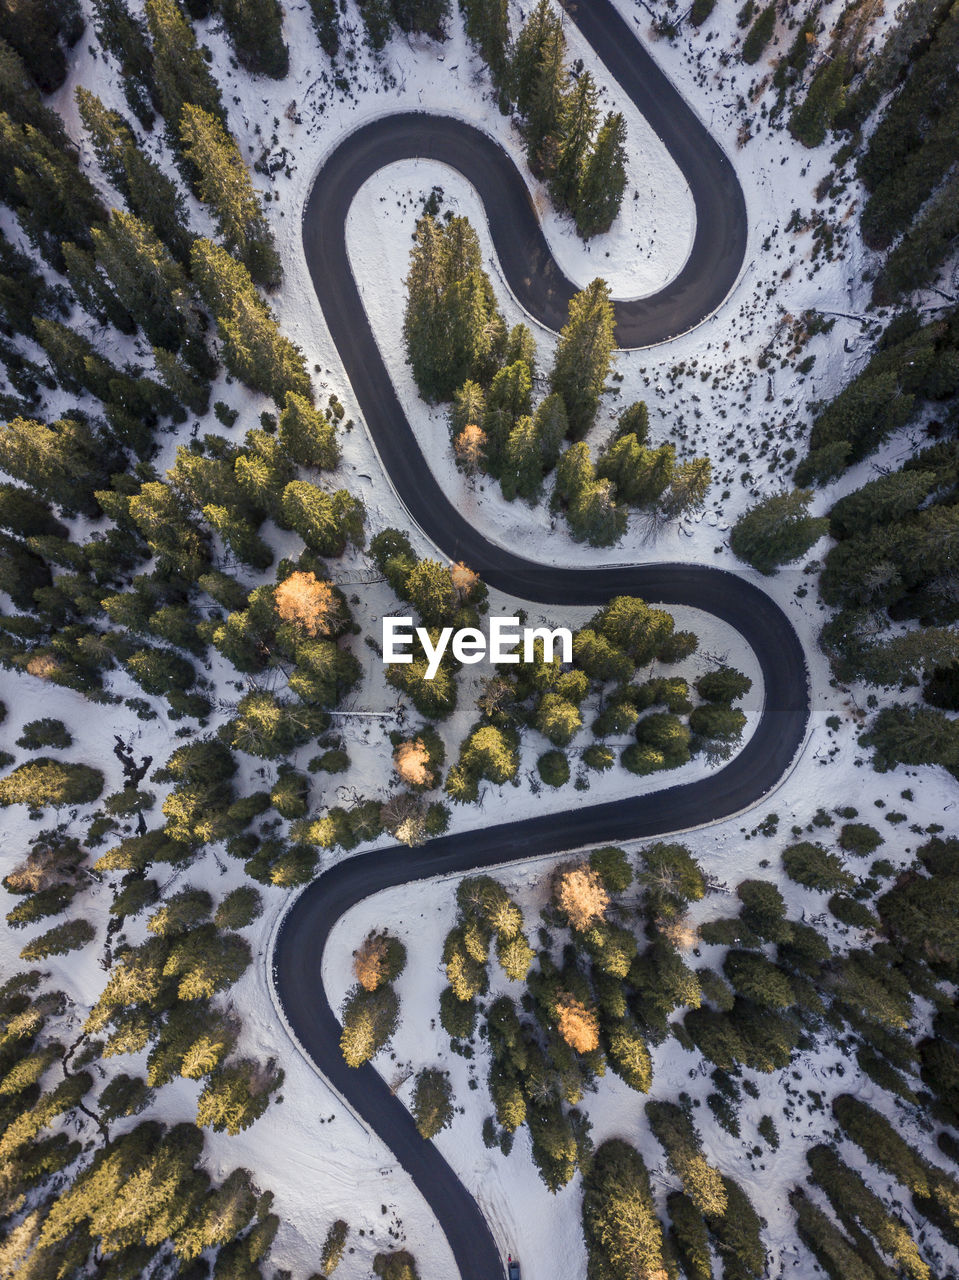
2,0 -> 957,1276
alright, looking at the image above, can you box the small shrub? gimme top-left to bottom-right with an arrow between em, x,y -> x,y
537,750 -> 569,787
16,718 -> 72,750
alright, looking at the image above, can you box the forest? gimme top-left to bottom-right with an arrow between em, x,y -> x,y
0,0 -> 956,1278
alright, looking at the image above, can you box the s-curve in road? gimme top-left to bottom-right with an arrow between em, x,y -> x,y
278,5 -> 803,1280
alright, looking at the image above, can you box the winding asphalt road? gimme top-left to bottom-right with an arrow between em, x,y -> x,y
276,4 -> 807,1277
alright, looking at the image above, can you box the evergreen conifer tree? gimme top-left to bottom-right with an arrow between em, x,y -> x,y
90,0 -> 159,128
403,216 -> 505,401
76,89 -> 194,263
145,0 -> 224,138
549,279 -> 616,439
576,113 -> 628,238
218,0 -> 288,78
191,239 -> 312,403
179,105 -> 281,288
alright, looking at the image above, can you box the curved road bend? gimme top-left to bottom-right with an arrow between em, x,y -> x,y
278,4 -> 803,1278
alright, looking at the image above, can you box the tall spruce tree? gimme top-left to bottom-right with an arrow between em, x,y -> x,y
731,488 -> 828,574
552,70 -> 598,211
76,89 -> 194,263
145,0 -> 224,138
548,279 -> 616,439
576,112 -> 628,238
190,239 -> 311,403
90,0 -> 159,128
460,0 -> 510,83
403,215 -> 505,401
218,0 -> 288,77
179,104 -> 281,288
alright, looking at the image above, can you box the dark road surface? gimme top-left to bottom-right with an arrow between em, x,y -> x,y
276,4 -> 805,1278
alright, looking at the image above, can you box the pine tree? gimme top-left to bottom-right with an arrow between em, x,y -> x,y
403,216 -> 505,401
339,984 -> 400,1066
19,918 -> 96,961
597,436 -> 674,507
668,1192 -> 712,1280
321,1219 -> 350,1274
218,0 -> 288,78
549,279 -> 616,439
373,1251 -> 420,1280
393,0 -> 451,36
460,0 -> 510,83
581,1139 -> 667,1279
663,457 -> 712,517
0,416 -> 110,517
191,239 -> 311,403
90,0 -> 159,128
98,1073 -> 154,1123
278,391 -> 340,469
411,1067 -> 454,1138
524,22 -> 568,178
179,105 -> 281,288
450,378 -> 486,437
482,359 -> 533,462
511,0 -> 563,118
731,488 -> 828,574
280,481 -> 365,557
76,89 -> 194,263
551,70 -> 598,211
356,0 -> 393,49
145,0 -> 224,138
0,116 -> 106,269
0,224 -> 68,341
60,241 -> 135,334
576,113 -> 628,238
196,1059 -> 280,1134
0,0 -> 82,94
91,210 -> 205,357
0,39 -> 68,145
309,0 -> 341,54
153,346 -> 211,414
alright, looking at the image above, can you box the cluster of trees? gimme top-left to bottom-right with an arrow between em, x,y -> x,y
650,1101 -> 766,1280
818,435 -> 959,695
340,930 -> 407,1066
405,224 -> 711,542
581,1140 -> 669,1279
0,967 -> 278,1279
410,1067 -> 454,1139
796,308 -> 959,488
461,0 -> 627,236
824,1094 -> 959,1266
83,876 -> 282,1134
436,595 -> 708,801
770,0 -> 957,296
802,1143 -> 930,1280
440,875 -> 534,1042
356,0 -> 451,50
857,0 -> 959,302
466,846 -> 710,1191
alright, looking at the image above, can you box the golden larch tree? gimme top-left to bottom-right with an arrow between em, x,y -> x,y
451,560 -> 480,600
454,423 -> 486,473
556,864 -> 609,932
556,993 -> 600,1053
394,739 -> 433,787
353,933 -> 390,992
274,571 -> 339,635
